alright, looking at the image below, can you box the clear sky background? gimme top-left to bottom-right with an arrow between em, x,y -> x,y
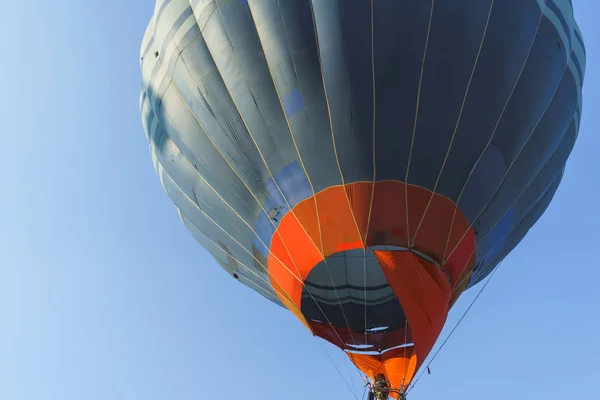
1,1 -> 598,399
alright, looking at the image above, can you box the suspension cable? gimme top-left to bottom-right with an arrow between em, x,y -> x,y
407,260 -> 504,394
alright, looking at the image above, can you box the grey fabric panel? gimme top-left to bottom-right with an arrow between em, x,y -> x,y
310,0 -> 374,183
195,0 -> 316,198
247,0 -> 342,192
372,0 -> 433,182
490,17 -> 569,165
173,34 -> 272,198
406,0 -> 494,190
424,0 -> 544,198
455,5 -> 568,223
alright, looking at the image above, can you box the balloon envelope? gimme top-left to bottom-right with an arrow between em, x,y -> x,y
140,0 -> 585,394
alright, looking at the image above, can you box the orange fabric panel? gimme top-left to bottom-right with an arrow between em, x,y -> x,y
274,214 -> 323,281
348,346 -> 418,396
367,181 -> 408,247
292,197 -> 323,254
315,186 -> 363,256
268,232 -> 303,307
268,210 -> 325,311
266,181 -> 474,349
336,240 -> 364,252
374,250 -> 451,368
345,182 -> 373,241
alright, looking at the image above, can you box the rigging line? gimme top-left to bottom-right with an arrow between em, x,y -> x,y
410,0 -> 495,247
404,0 -> 435,247
149,5 -> 362,396
307,0 -> 366,245
152,97 -> 362,398
447,136 -> 574,301
407,260 -> 504,394
243,5 -> 363,386
402,318 -> 409,384
196,6 -> 326,260
154,63 -> 360,382
170,174 -> 360,400
364,0 -> 376,349
319,339 -> 360,400
321,250 -> 367,387
364,249 -> 368,345
365,0 -> 377,240
441,0 -> 549,263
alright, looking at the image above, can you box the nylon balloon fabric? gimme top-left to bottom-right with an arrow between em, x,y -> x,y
139,0 -> 585,395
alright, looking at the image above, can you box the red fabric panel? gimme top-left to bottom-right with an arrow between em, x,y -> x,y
345,182 -> 373,241
373,250 -> 451,368
366,181 -> 408,247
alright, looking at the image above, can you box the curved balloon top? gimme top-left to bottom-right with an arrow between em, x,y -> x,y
140,0 -> 585,394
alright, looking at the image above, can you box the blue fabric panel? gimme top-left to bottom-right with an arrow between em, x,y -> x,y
282,88 -> 305,117
458,144 -> 506,224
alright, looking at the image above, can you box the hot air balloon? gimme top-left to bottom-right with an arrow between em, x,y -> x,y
139,0 -> 585,397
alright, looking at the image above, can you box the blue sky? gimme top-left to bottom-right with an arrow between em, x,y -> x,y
1,1 -> 598,399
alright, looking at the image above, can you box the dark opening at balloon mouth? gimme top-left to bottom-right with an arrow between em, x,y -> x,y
299,246 -> 419,353
300,246 -> 408,335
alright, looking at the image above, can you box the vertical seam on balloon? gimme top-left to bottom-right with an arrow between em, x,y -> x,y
365,0 -> 377,243
244,7 -> 360,351
194,5 -> 325,259
247,0 -> 366,362
363,0 -> 376,348
410,0 -> 495,247
164,73 -> 323,330
163,65 -> 292,260
168,77 -> 320,290
308,0 -> 366,247
442,1 -> 549,263
174,20 -> 364,372
449,110 -> 574,297
404,0 -> 435,248
244,0 -> 327,257
302,0 -> 369,354
443,1 -> 572,265
228,2 -> 329,257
